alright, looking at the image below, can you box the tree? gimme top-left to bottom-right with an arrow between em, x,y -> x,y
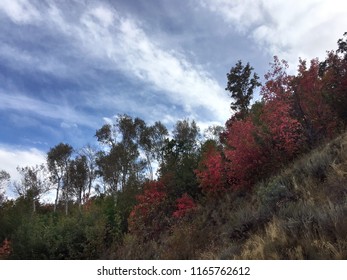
47,143 -> 73,213
128,180 -> 168,240
203,125 -> 224,146
260,57 -> 306,162
292,58 -> 339,145
95,115 -> 148,193
0,170 -> 10,206
15,165 -> 50,213
149,121 -> 169,165
226,60 -> 261,119
172,193 -> 196,218
319,33 -> 347,124
261,56 -> 292,101
95,115 -> 169,193
260,98 -> 305,160
224,117 -> 267,189
159,119 -> 201,198
96,148 -> 122,194
68,156 -> 88,211
95,124 -> 115,147
337,32 -> 347,60
195,140 -> 226,194
78,145 -> 98,201
139,121 -> 169,180
172,119 -> 200,154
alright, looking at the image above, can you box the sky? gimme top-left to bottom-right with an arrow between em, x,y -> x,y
1,0 -> 347,186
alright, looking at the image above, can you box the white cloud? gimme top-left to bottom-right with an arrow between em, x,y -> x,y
89,5 -> 116,28
0,145 -> 57,201
60,122 -> 78,129
1,2 -> 232,124
0,43 -> 72,78
16,3 -> 229,123
199,0 -> 264,32
200,0 -> 347,70
0,91 -> 98,128
74,5 -> 230,122
0,145 -> 46,184
0,0 -> 41,24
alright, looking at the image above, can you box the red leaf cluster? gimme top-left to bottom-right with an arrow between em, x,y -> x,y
261,98 -> 305,158
195,144 -> 226,194
0,238 -> 11,259
294,58 -> 340,141
224,117 -> 266,189
172,193 -> 196,218
128,180 -> 167,237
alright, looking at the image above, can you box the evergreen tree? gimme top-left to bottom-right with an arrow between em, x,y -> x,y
226,60 -> 261,119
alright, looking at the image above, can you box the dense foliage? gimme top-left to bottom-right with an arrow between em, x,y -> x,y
1,33 -> 347,259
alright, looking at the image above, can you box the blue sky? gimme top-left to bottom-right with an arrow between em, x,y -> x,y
1,0 -> 347,183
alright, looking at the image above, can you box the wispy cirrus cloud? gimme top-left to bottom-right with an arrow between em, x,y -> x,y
0,91 -> 98,129
0,0 -> 41,24
72,4 -> 230,122
1,1 -> 230,124
199,0 -> 347,69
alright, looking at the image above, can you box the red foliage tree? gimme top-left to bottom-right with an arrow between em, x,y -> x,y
195,142 -> 226,194
260,98 -> 305,159
260,56 -> 306,161
224,117 -> 267,189
0,238 -> 11,259
220,57 -> 307,191
172,193 -> 196,218
128,180 -> 168,239
262,56 -> 292,102
292,58 -> 339,144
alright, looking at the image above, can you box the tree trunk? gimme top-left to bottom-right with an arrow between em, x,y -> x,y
146,153 -> 153,180
54,180 -> 60,213
33,199 -> 36,213
65,189 -> 68,215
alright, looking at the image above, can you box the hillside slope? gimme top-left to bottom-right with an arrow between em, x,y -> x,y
118,132 -> 347,259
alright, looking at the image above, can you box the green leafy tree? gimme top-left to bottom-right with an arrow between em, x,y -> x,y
172,119 -> 200,154
95,124 -> 115,147
226,60 -> 261,119
203,125 -> 224,146
78,145 -> 98,200
0,170 -> 10,206
47,143 -> 73,213
319,33 -> 347,124
96,148 -> 122,194
68,156 -> 88,211
14,165 -> 50,213
95,115 -> 165,192
116,115 -> 146,189
95,115 -> 139,192
139,121 -> 169,180
337,31 -> 347,60
159,119 -> 201,199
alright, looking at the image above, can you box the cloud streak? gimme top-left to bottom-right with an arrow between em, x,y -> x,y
73,4 -> 230,122
200,0 -> 347,69
0,91 -> 98,128
1,1 -> 230,124
0,0 -> 41,24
